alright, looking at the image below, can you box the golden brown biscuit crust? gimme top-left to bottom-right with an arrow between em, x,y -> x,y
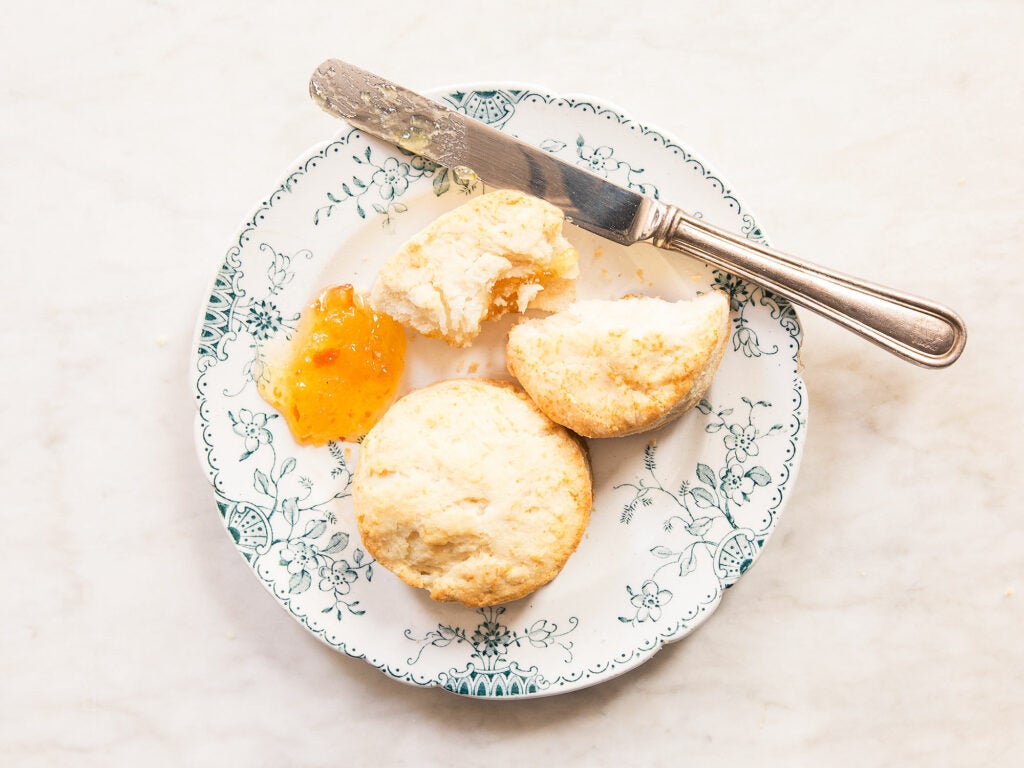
506,292 -> 731,438
352,378 -> 592,607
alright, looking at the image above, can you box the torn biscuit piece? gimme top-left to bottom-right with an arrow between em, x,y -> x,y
370,190 -> 578,347
506,292 -> 731,438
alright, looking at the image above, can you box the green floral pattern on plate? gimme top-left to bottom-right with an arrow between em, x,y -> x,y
191,83 -> 807,698
314,146 -> 479,227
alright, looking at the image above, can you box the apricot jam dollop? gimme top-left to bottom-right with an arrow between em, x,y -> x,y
258,284 -> 406,445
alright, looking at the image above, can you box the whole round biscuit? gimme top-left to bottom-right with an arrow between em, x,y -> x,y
352,378 -> 592,607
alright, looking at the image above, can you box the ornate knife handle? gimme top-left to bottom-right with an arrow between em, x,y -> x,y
651,206 -> 966,367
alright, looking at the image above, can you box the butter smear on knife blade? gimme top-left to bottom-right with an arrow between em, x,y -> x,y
310,60 -> 468,165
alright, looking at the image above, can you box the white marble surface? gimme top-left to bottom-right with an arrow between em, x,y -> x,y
1,1 -> 1021,765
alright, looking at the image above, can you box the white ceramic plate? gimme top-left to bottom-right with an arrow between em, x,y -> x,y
191,83 -> 807,698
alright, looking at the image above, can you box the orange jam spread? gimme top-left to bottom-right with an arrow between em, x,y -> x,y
258,284 -> 406,445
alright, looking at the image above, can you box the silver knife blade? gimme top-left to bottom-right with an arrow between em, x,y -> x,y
309,59 -> 663,245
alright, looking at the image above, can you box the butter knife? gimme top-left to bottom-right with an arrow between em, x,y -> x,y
309,59 -> 966,368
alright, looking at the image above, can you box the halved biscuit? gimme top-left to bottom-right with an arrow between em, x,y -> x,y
370,190 -> 578,347
506,292 -> 731,438
352,378 -> 592,607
